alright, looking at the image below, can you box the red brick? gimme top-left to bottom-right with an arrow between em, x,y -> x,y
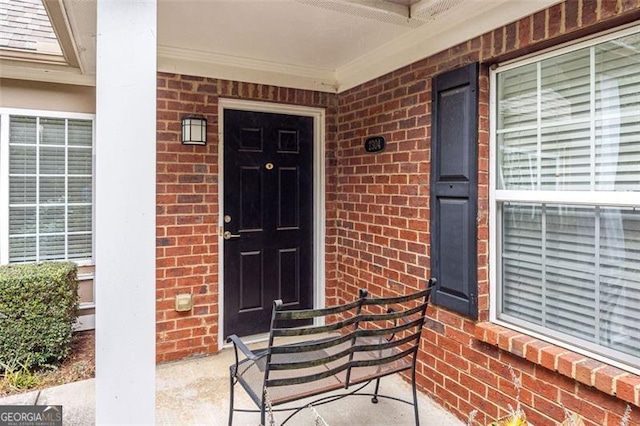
444,350 -> 470,373
511,334 -> 536,358
181,75 -> 204,82
435,384 -> 460,411
616,374 -> 640,405
622,0 -> 640,12
470,363 -> 499,389
557,352 -> 587,378
524,340 -> 550,365
522,371 -> 558,401
475,322 -> 500,345
539,345 -> 568,371
496,329 -> 519,351
581,0 -> 598,25
444,376 -> 469,401
167,79 -> 192,91
460,372 -> 488,397
532,10 -> 546,41
576,383 -> 631,419
481,32 -> 493,60
571,359 -> 599,387
525,408 -> 558,426
600,0 -> 620,19
493,27 -> 505,55
548,3 -> 563,37
565,0 -> 579,30
560,391 -> 606,424
505,22 -> 517,51
594,365 -> 626,396
531,395 -> 565,423
470,390 -> 499,419
438,309 -> 463,329
461,345 -> 489,369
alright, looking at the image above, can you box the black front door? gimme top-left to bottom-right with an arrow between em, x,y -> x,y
223,109 -> 314,338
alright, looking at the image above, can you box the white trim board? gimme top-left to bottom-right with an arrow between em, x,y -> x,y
74,313 -> 95,332
217,98 -> 326,350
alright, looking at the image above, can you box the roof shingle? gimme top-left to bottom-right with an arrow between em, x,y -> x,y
0,0 -> 62,55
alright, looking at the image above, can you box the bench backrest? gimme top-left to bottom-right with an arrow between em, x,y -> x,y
262,279 -> 435,399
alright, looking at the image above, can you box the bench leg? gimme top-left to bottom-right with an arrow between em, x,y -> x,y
371,378 -> 381,404
228,373 -> 235,426
411,367 -> 420,426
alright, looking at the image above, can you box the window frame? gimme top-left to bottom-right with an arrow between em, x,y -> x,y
489,24 -> 640,375
0,108 -> 96,266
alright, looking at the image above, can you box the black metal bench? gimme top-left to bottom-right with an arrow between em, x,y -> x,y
226,278 -> 436,426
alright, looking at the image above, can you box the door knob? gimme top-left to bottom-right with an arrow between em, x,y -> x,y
223,231 -> 241,240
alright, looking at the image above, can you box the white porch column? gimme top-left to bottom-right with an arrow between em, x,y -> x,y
95,1 -> 157,423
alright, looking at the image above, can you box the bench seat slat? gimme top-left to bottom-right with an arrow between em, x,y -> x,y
266,361 -> 350,387
266,362 -> 412,406
265,344 -> 416,388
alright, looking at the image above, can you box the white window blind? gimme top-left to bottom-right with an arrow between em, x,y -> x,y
494,29 -> 640,369
7,115 -> 93,263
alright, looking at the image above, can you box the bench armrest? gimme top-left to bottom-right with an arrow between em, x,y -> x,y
227,334 -> 270,384
226,334 -> 263,361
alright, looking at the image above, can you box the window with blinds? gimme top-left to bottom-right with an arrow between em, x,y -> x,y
5,115 -> 93,263
492,27 -> 640,370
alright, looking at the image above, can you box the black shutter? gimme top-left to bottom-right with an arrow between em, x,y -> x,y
430,63 -> 479,319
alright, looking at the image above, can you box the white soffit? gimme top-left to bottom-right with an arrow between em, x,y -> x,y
10,0 -> 563,91
337,0 -> 563,91
157,0 -> 423,92
156,0 -> 561,93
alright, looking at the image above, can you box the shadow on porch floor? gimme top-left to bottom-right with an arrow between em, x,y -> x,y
160,343 -> 464,425
0,345 -> 464,425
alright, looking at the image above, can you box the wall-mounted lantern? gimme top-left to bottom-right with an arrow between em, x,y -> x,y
181,115 -> 207,146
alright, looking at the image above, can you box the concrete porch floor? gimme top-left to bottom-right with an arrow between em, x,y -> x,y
0,345 -> 464,425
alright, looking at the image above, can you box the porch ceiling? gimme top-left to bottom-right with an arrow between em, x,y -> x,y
1,0 -> 561,93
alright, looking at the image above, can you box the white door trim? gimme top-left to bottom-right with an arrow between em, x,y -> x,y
217,98 -> 326,349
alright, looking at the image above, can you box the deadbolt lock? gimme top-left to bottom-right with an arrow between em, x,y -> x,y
265,162 -> 274,170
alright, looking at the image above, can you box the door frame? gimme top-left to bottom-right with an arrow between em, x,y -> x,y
218,98 -> 326,349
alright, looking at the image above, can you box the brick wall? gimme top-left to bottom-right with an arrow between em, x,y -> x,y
156,76 -> 337,363
334,1 -> 640,425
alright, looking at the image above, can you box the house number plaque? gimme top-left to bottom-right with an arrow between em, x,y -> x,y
364,136 -> 385,153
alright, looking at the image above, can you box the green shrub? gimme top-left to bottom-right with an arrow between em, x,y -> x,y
0,262 -> 79,370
